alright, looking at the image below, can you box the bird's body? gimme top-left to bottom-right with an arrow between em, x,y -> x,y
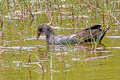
37,24 -> 110,45
46,34 -> 79,45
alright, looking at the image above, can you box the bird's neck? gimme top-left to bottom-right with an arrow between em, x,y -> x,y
46,34 -> 55,44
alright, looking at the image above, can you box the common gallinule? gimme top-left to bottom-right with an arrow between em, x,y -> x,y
36,24 -> 110,45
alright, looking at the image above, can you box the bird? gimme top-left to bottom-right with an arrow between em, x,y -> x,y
36,24 -> 110,45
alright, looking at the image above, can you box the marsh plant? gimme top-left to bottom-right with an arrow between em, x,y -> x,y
0,1 -> 119,80
0,0 -> 118,52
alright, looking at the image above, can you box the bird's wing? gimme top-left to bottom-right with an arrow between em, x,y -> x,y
75,29 -> 101,42
55,35 -> 79,45
85,25 -> 101,30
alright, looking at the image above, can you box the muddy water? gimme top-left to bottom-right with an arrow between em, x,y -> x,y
0,26 -> 120,80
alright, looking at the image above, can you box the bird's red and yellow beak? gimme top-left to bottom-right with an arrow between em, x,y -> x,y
36,30 -> 41,40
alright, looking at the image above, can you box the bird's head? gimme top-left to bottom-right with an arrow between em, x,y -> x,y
36,24 -> 54,40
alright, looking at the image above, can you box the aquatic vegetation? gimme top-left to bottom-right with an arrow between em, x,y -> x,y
0,0 -> 120,80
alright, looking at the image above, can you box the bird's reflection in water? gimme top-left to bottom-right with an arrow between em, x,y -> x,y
36,42 -> 111,80
37,46 -> 49,60
36,42 -> 110,65
46,42 -> 111,61
45,42 -> 109,53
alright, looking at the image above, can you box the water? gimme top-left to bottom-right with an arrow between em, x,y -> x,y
0,0 -> 120,79
1,25 -> 120,80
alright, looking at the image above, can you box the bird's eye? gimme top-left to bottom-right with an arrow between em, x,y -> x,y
39,29 -> 43,31
47,28 -> 50,31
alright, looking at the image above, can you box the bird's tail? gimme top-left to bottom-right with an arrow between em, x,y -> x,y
98,27 -> 110,42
